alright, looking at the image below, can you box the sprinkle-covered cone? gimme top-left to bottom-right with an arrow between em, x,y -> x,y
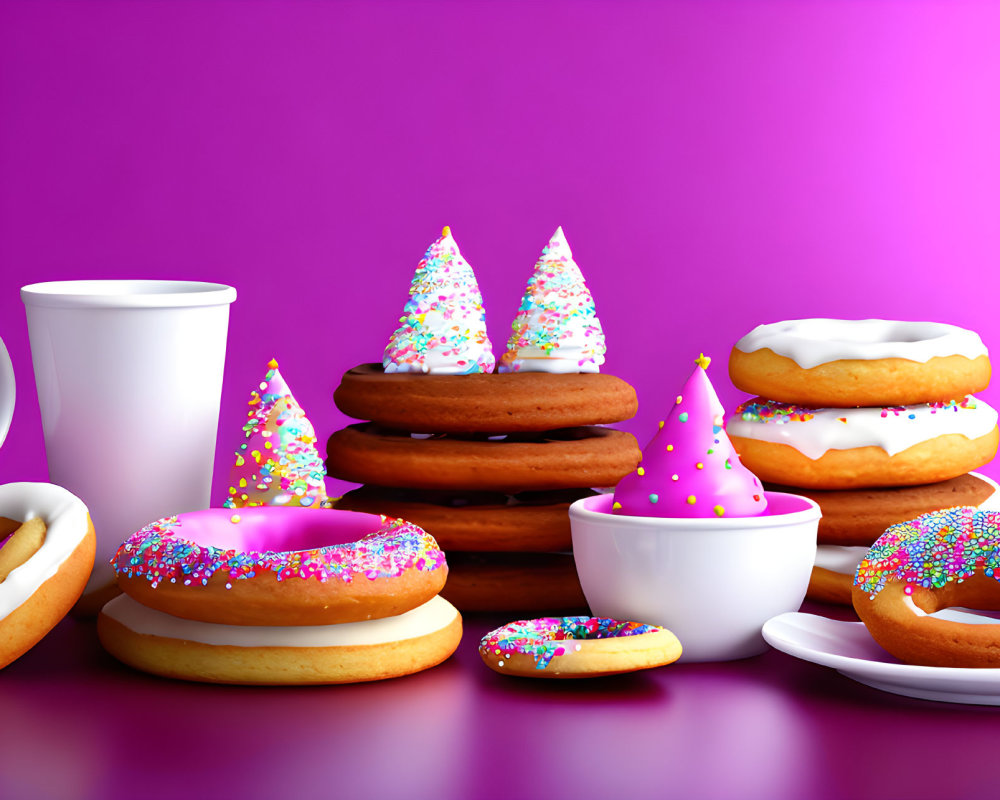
224,359 -> 329,509
499,226 -> 606,374
383,226 -> 495,375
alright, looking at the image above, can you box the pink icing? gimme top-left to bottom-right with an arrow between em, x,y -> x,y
111,507 -> 447,588
612,358 -> 768,518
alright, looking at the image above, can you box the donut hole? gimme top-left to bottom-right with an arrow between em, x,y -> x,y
908,574 -> 1000,616
184,508 -> 386,555
930,607 -> 1000,624
0,517 -> 47,583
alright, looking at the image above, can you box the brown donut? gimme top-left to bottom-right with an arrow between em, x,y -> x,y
441,552 -> 588,614
765,473 -> 997,546
807,566 -> 853,606
334,363 -> 638,433
326,424 -> 641,493
336,487 -> 593,552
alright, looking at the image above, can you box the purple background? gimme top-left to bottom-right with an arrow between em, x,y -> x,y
3,3 -> 1000,798
2,0 -> 999,491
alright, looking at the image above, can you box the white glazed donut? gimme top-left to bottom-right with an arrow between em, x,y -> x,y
0,482 -> 95,668
729,318 -> 990,407
98,592 -> 462,684
727,396 -> 999,489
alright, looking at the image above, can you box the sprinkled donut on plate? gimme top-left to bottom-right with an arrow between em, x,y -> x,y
852,507 -> 1000,667
729,318 -> 990,408
479,616 -> 682,678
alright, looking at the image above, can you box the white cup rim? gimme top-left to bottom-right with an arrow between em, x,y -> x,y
569,490 -> 822,530
21,280 -> 237,309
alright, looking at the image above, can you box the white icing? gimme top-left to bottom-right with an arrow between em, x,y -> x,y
101,593 -> 459,648
734,319 -> 988,369
0,482 -> 90,619
727,396 -> 998,460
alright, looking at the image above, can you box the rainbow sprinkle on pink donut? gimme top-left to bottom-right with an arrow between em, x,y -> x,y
480,617 -> 661,669
854,506 -> 1000,597
112,512 -> 446,589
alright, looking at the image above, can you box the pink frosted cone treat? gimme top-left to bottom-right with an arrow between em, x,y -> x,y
570,354 -> 820,661
613,354 -> 767,519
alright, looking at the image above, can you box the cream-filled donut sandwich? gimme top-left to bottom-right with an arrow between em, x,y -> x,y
99,506 -> 461,684
383,226 -> 495,375
729,318 -> 990,408
727,397 -> 999,489
499,226 -> 606,374
613,355 -> 767,518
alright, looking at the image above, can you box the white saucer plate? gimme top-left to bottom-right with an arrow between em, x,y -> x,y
762,610 -> 1000,705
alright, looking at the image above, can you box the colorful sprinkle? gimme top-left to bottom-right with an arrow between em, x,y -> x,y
854,507 -> 1000,597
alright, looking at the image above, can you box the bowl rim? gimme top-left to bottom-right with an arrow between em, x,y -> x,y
569,490 -> 821,530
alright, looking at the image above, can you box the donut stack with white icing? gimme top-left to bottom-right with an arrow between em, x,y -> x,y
726,318 -> 999,605
328,227 -> 640,614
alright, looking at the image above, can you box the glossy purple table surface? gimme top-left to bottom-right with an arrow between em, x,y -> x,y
2,602 -> 998,800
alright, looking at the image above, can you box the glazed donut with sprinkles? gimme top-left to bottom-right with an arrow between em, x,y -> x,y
110,507 -> 448,626
479,616 -> 682,678
853,507 -> 1000,667
727,396 -> 998,490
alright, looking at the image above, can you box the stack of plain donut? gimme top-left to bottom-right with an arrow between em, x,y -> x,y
726,319 -> 999,605
97,506 -> 462,684
327,365 -> 641,612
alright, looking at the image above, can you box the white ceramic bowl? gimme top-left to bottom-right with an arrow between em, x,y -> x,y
569,491 -> 821,662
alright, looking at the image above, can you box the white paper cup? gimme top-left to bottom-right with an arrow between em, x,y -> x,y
21,280 -> 236,607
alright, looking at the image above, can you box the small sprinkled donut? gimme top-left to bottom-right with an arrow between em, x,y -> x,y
335,364 -> 637,434
727,397 -> 998,489
479,616 -> 682,678
442,551 -> 587,613
1,482 -> 95,669
853,507 -> 1000,667
99,592 -> 462,685
112,507 -> 448,626
335,486 -> 594,552
325,424 -> 641,493
730,319 -> 990,407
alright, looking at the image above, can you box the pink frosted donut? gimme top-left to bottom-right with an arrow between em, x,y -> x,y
112,507 -> 448,626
